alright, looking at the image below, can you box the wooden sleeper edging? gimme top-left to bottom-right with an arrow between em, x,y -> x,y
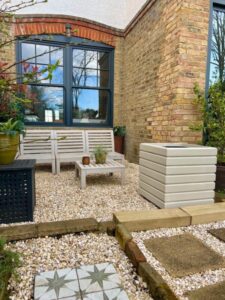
138,262 -> 178,300
115,224 -> 132,249
0,218 -> 99,242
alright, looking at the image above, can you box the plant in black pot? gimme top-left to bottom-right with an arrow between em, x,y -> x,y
192,82 -> 225,191
0,118 -> 25,165
113,126 -> 126,154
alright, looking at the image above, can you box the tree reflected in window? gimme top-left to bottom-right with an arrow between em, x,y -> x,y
210,9 -> 225,84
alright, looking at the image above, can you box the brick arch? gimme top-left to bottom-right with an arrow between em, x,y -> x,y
14,16 -> 123,46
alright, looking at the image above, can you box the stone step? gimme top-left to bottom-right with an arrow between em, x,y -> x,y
113,208 -> 191,231
113,203 -> 225,231
181,202 -> 225,225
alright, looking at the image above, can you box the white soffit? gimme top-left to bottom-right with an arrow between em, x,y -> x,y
13,0 -> 148,29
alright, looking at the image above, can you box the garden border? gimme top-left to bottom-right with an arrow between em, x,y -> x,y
0,219 -> 115,242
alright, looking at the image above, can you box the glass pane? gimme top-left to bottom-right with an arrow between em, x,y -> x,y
22,63 -> 38,82
72,89 -> 109,124
73,49 -> 85,67
51,66 -> 64,84
51,47 -> 63,65
36,45 -> 49,64
22,43 -> 35,63
210,9 -> 225,84
86,51 -> 98,69
22,63 -> 35,74
36,65 -> 50,84
72,68 -> 98,87
98,52 -> 109,70
72,68 -> 85,86
85,69 -> 98,87
98,70 -> 109,87
24,86 -> 64,123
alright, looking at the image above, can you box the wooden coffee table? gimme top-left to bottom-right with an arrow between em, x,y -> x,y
75,160 -> 125,189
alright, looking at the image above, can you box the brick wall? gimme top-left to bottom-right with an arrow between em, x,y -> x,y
0,16 -> 15,71
120,0 -> 210,162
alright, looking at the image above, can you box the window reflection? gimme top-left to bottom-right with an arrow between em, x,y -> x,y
22,43 -> 35,63
210,9 -> 225,84
24,86 -> 64,123
36,45 -> 49,64
72,49 -> 109,88
72,89 -> 108,124
21,43 -> 64,84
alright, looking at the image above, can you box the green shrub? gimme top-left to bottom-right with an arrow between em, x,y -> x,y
192,82 -> 225,163
0,238 -> 20,291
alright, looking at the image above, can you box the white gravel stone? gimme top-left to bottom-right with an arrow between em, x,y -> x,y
33,162 -> 156,223
7,233 -> 152,300
133,221 -> 225,299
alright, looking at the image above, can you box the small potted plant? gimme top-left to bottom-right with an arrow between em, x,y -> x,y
113,126 -> 126,154
94,146 -> 108,164
0,118 -> 25,165
191,82 -> 225,190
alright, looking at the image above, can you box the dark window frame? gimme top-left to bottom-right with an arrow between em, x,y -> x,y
16,35 -> 114,127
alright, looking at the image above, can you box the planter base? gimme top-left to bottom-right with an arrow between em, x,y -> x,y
216,165 -> 225,190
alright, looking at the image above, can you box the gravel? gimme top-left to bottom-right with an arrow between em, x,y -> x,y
133,221 -> 225,300
34,162 -> 156,223
7,232 -> 152,300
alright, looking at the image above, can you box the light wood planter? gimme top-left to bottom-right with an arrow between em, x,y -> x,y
139,143 -> 217,208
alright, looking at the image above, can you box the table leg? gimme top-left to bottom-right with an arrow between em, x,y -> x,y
121,168 -> 125,185
80,171 -> 86,189
75,165 -> 79,178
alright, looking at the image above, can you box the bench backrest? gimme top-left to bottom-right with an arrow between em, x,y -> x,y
20,130 -> 54,155
55,130 -> 86,154
85,130 -> 114,153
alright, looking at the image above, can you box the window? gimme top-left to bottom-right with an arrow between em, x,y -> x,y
18,36 -> 114,126
208,5 -> 225,85
72,49 -> 110,124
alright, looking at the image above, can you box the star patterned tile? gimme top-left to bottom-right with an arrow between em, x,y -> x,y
34,263 -> 129,300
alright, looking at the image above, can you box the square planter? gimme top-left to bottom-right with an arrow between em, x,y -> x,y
139,143 -> 217,208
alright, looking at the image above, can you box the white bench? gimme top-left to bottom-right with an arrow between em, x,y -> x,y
85,130 -> 125,164
54,130 -> 87,174
17,130 -> 56,174
17,129 -> 125,174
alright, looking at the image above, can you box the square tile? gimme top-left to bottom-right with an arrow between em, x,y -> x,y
77,263 -> 121,294
34,264 -> 128,300
34,268 -> 80,300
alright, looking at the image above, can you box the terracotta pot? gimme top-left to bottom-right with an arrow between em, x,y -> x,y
216,163 -> 225,190
0,133 -> 19,165
114,136 -> 125,154
82,156 -> 90,165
